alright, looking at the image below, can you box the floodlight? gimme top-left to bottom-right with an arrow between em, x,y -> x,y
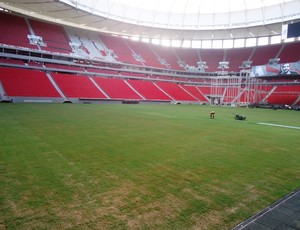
218,61 -> 229,69
239,60 -> 252,68
28,35 -> 44,45
268,58 -> 280,65
178,60 -> 187,67
107,49 -> 116,57
69,42 -> 80,51
197,61 -> 208,72
197,61 -> 208,68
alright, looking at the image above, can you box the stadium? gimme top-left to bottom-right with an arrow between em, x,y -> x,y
0,0 -> 300,229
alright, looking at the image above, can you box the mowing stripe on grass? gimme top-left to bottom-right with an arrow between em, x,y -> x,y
257,122 -> 300,130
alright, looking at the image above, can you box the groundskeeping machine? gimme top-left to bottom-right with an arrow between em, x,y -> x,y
233,113 -> 246,120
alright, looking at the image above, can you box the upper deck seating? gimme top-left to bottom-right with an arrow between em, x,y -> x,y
225,47 -> 253,71
99,35 -> 142,65
0,12 -> 36,49
174,48 -> 200,68
65,27 -> 107,59
126,40 -> 166,68
278,42 -> 300,63
29,19 -> 72,54
150,45 -> 184,70
251,44 -> 282,66
199,49 -> 224,72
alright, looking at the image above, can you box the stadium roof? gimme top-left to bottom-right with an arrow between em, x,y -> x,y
1,0 -> 300,40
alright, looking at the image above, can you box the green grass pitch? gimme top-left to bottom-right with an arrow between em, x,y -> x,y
1,103 -> 299,229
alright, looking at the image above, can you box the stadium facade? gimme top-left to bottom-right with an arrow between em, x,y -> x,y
0,0 -> 299,107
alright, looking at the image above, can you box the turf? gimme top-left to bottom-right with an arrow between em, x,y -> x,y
0,103 -> 299,229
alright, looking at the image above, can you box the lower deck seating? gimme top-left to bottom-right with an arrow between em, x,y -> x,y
45,63 -> 84,72
126,80 -> 172,101
0,67 -> 61,97
51,73 -> 107,99
180,85 -> 209,102
0,63 -> 298,105
155,81 -> 198,101
197,86 -> 212,96
93,77 -> 143,100
266,85 -> 300,105
0,58 -> 24,65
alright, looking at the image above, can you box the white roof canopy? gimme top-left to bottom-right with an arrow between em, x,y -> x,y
61,0 -> 300,30
1,0 -> 300,40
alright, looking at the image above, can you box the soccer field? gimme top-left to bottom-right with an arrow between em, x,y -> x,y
1,103 -> 299,229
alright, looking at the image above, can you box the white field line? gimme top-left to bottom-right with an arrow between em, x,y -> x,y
234,188 -> 300,229
257,122 -> 300,130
